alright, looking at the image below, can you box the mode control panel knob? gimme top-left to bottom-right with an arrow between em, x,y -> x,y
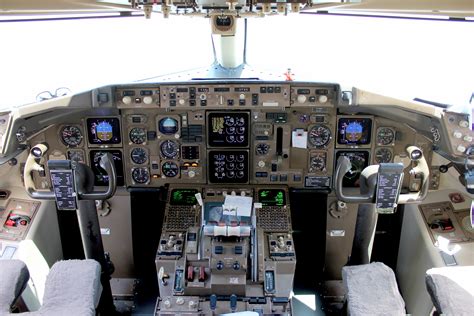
297,95 -> 307,104
233,261 -> 241,270
179,99 -> 185,105
464,135 -> 473,142
453,131 -> 463,139
122,96 -> 132,105
143,96 -> 153,105
318,95 -> 328,104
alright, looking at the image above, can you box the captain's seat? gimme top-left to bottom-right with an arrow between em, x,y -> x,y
342,262 -> 406,316
0,259 -> 102,316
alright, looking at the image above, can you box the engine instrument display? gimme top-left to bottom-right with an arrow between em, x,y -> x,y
60,125 -> 83,147
258,189 -> 286,206
162,161 -> 179,178
158,117 -> 179,135
89,150 -> 124,186
160,140 -> 179,159
308,125 -> 331,147
170,188 -> 198,206
376,127 -> 395,146
335,151 -> 369,187
337,118 -> 372,145
129,127 -> 147,144
130,147 -> 148,164
87,118 -> 121,145
208,150 -> 248,183
208,112 -> 249,147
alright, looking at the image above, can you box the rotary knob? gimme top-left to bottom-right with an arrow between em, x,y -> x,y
122,96 -> 132,105
463,135 -> 473,142
453,131 -> 463,139
297,95 -> 306,104
239,94 -> 245,100
179,99 -> 185,105
318,95 -> 328,103
143,96 -> 153,105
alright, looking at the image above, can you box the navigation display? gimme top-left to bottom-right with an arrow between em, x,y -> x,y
335,151 -> 370,187
337,118 -> 372,145
208,112 -> 249,147
87,118 -> 121,145
89,150 -> 124,186
258,189 -> 286,206
170,189 -> 198,206
208,150 -> 248,183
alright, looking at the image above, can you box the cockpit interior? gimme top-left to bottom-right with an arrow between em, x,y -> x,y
0,1 -> 473,315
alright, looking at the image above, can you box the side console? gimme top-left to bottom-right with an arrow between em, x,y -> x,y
155,185 -> 296,315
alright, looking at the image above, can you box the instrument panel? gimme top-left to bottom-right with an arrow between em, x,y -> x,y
27,81 -> 434,191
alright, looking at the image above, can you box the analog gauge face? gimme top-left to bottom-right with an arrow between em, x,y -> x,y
308,125 -> 331,147
256,143 -> 269,155
130,147 -> 148,164
376,127 -> 395,146
129,127 -> 147,144
162,161 -> 179,177
374,147 -> 393,163
159,117 -> 179,135
160,140 -> 179,159
310,153 -> 326,172
61,126 -> 83,147
132,167 -> 150,184
67,149 -> 85,163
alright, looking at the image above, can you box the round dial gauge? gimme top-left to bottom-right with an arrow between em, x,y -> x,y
255,143 -> 269,155
67,150 -> 85,163
162,161 -> 179,177
160,140 -> 179,159
308,125 -> 331,147
376,127 -> 395,146
374,147 -> 393,163
310,154 -> 326,172
61,126 -> 83,147
159,117 -> 178,135
132,167 -> 150,184
129,127 -> 147,144
130,147 -> 148,164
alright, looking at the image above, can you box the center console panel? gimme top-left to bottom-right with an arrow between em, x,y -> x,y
155,185 -> 295,315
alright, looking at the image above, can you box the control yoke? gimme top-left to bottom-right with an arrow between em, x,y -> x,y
23,143 -> 117,314
23,143 -> 117,201
334,145 -> 430,205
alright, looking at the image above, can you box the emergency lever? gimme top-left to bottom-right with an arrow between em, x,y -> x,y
334,145 -> 429,205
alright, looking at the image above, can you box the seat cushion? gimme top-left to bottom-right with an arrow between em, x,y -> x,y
425,266 -> 474,316
0,259 -> 30,315
24,259 -> 102,316
342,262 -> 405,316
